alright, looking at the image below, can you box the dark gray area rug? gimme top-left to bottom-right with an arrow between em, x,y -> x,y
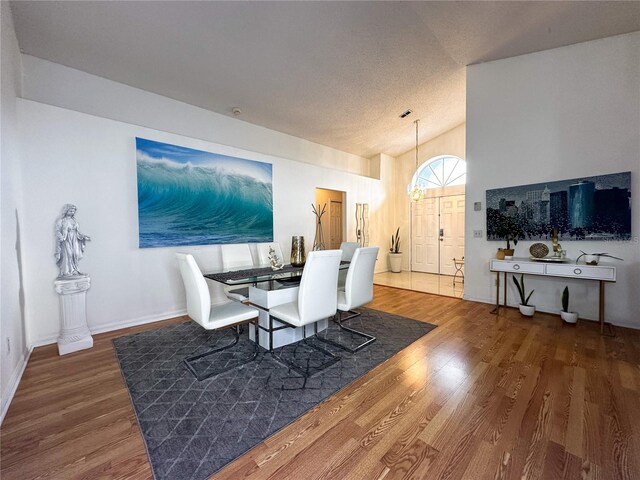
113,308 -> 436,480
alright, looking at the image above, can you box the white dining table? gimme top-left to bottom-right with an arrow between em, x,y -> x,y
205,262 -> 349,349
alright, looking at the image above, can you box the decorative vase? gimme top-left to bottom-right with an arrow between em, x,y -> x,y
355,203 -> 369,247
389,253 -> 402,273
560,311 -> 578,324
496,249 -> 506,260
519,304 -> 535,316
356,203 -> 363,246
290,236 -> 306,267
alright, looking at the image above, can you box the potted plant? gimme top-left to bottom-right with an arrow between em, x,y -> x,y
495,216 -> 524,258
513,274 -> 535,316
389,227 -> 402,273
560,286 -> 578,324
575,251 -> 623,266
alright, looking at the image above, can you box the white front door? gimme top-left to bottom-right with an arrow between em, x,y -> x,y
439,195 -> 465,275
411,197 -> 440,274
411,194 -> 465,275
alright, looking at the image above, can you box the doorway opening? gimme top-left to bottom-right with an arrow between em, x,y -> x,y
315,188 -> 345,249
410,155 -> 466,277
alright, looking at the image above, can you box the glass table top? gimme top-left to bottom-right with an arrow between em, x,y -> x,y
204,261 -> 349,285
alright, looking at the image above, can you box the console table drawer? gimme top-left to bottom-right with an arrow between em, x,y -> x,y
490,260 -> 545,274
545,264 -> 616,281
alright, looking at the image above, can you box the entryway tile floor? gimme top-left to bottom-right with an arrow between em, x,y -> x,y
374,271 -> 464,298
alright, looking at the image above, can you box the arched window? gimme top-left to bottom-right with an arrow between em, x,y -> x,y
411,155 -> 466,190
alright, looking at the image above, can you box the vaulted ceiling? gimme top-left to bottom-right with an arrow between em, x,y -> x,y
10,1 -> 640,158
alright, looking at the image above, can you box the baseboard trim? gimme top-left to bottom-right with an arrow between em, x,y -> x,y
31,309 -> 188,348
0,346 -> 33,425
463,294 -> 638,329
90,309 -> 187,336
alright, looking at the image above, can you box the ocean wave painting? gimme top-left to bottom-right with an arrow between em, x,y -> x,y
136,137 -> 273,248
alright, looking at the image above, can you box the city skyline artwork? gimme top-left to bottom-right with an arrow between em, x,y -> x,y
486,171 -> 631,241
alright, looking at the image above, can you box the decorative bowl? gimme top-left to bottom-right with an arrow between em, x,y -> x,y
529,243 -> 549,259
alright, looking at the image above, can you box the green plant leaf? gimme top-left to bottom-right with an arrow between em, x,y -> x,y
512,274 -> 524,303
525,289 -> 534,306
512,273 -> 534,305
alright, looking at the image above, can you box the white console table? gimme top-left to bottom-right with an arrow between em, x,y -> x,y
489,258 -> 616,335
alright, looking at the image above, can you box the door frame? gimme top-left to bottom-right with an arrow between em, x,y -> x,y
315,188 -> 346,249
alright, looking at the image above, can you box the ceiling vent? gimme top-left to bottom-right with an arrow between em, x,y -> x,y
399,109 -> 412,118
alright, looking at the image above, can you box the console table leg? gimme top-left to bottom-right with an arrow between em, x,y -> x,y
490,271 -> 500,314
503,273 -> 507,308
599,280 -> 604,334
599,280 -> 615,337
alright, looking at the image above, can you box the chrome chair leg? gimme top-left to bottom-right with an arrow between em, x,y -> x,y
315,309 -> 376,353
184,320 -> 259,381
269,319 -> 340,378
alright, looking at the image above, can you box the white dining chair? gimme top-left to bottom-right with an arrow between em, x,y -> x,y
337,241 -> 360,288
221,244 -> 254,302
176,253 -> 259,380
339,241 -> 360,261
256,242 -> 284,266
317,246 -> 379,353
267,249 -> 342,377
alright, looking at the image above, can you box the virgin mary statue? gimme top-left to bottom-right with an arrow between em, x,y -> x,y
55,204 -> 91,278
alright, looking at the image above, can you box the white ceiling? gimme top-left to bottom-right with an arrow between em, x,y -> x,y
10,1 -> 640,158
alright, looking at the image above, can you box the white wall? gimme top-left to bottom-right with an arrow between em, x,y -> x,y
21,55 -> 373,178
393,123 -> 466,271
12,53 -> 396,348
18,100 -> 393,346
465,32 -> 640,327
0,1 -> 28,422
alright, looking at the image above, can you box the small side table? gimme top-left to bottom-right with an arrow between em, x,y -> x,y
54,275 -> 93,355
453,257 -> 464,285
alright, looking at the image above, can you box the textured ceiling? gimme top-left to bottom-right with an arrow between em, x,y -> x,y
10,1 -> 640,158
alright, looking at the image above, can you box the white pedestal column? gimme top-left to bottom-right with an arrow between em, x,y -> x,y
54,276 -> 93,355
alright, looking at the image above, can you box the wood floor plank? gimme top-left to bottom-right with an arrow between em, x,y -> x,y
2,286 -> 639,480
565,366 -> 586,458
382,438 -> 438,480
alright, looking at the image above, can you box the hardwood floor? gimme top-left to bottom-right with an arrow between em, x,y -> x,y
373,271 -> 464,298
2,286 -> 639,479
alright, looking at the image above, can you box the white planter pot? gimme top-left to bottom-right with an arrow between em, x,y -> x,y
584,255 -> 599,265
389,253 -> 402,273
518,304 -> 536,316
560,311 -> 578,324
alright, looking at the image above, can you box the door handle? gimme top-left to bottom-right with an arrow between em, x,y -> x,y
439,229 -> 444,237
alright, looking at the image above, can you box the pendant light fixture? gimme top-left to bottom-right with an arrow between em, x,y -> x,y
407,119 -> 424,202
